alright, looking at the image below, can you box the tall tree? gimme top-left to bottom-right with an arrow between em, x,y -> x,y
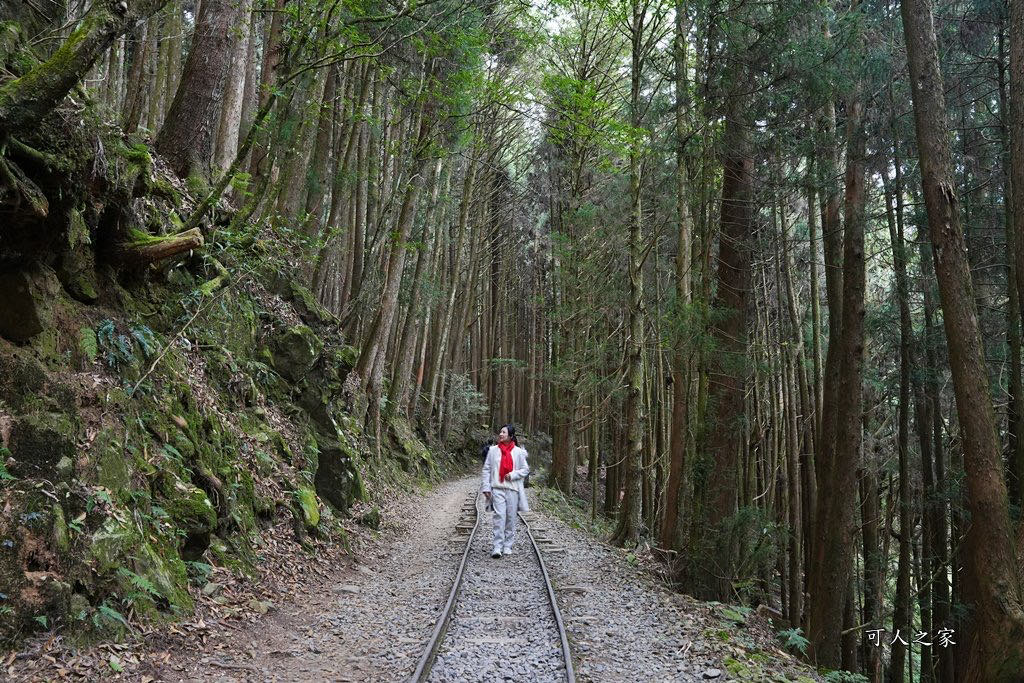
156,0 -> 245,179
807,31 -> 867,665
902,0 -> 1024,676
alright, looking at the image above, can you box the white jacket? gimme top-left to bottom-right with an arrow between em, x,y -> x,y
480,444 -> 530,512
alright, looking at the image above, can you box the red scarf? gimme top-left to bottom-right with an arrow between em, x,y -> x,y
498,441 -> 515,482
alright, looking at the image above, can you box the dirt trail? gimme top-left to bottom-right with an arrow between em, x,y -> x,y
157,477 -> 478,682
8,476 -> 821,682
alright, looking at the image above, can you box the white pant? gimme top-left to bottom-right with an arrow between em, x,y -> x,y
491,488 -> 519,552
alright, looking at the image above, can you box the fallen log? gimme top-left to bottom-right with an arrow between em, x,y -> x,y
114,227 -> 203,265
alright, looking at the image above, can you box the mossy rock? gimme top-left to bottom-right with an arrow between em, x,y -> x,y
8,412 -> 77,481
270,431 -> 294,464
388,415 -> 434,474
286,281 -> 335,326
51,503 -> 70,552
323,345 -> 359,383
56,210 -> 99,303
162,482 -> 216,561
295,487 -> 320,529
297,378 -> 341,437
359,506 -> 381,530
0,269 -> 47,341
0,343 -> 48,411
313,437 -> 365,515
270,324 -> 323,382
113,142 -> 155,198
93,430 -> 131,495
89,517 -> 192,616
128,538 -> 193,616
194,289 -> 257,358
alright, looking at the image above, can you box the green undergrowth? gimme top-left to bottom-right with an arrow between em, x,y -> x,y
0,220 -> 445,651
534,484 -> 614,538
536,486 -> 838,681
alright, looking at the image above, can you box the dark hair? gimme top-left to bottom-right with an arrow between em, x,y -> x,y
502,424 -> 518,446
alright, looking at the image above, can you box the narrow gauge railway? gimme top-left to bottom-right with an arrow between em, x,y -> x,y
409,494 -> 575,682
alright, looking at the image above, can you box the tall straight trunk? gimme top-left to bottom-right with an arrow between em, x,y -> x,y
214,0 -> 252,173
275,68 -> 327,220
805,167 -> 821,538
917,225 -> 955,683
1001,22 -> 1024,512
156,0 -> 243,180
915,517 -> 933,683
902,0 -> 1024,676
695,85 -> 752,598
814,94 -> 843,500
859,465 -> 882,681
302,63 -> 339,229
784,345 -> 802,628
807,82 -> 866,668
248,0 -> 287,180
389,158 -> 444,414
886,169 -> 913,683
551,382 -> 576,493
355,111 -> 433,398
239,6 -> 258,139
426,158 -> 478,417
611,0 -> 648,547
144,18 -> 163,132
661,0 -> 693,552
122,23 -> 150,133
1012,0 -> 1024,336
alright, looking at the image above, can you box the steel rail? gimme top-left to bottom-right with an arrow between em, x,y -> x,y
519,511 -> 576,683
409,493 -> 481,682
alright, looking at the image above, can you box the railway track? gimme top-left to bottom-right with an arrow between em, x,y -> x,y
409,492 -> 575,682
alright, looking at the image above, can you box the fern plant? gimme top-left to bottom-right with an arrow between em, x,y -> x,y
777,626 -> 809,655
94,601 -> 130,630
117,567 -> 160,599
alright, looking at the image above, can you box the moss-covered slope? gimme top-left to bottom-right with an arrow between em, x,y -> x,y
0,229 -> 436,649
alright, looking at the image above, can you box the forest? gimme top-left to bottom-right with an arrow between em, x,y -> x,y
2,0 -> 1024,679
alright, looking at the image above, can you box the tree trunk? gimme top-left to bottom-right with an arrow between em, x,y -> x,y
807,85 -> 866,668
389,158 -> 444,414
695,85 -> 752,598
886,147 -> 914,683
661,0 -> 693,552
156,0 -> 244,179
1006,3 -> 1024,514
611,0 -> 649,547
121,23 -> 151,133
859,465 -> 882,681
214,0 -> 253,173
903,0 -> 1024,676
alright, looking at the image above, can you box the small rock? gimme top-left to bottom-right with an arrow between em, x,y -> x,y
359,506 -> 381,529
248,598 -> 273,614
334,584 -> 361,594
703,668 -> 722,679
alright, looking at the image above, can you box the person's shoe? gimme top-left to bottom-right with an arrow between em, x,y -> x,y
502,547 -> 513,556
491,549 -> 502,558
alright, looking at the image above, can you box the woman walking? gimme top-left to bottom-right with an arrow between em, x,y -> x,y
480,425 -> 530,558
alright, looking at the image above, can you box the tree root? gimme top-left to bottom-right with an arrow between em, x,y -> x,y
197,257 -> 230,295
7,136 -> 70,173
0,155 -> 48,218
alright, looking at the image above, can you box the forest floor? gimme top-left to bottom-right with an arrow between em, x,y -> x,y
7,476 -> 821,682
